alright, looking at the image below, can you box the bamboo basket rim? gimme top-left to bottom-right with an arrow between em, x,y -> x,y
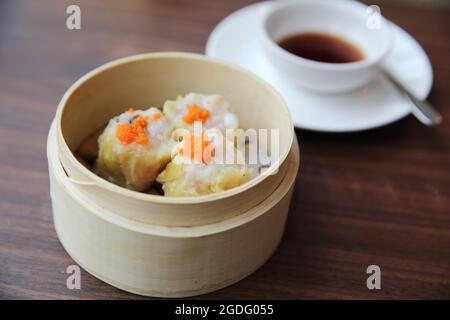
55,52 -> 294,205
48,121 -> 300,238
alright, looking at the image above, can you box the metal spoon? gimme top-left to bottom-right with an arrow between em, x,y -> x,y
382,69 -> 442,126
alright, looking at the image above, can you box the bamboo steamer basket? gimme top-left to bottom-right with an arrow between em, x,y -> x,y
55,52 -> 294,227
48,122 -> 299,297
48,52 -> 300,297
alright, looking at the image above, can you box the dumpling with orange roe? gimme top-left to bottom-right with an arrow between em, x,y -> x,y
156,131 -> 252,197
163,93 -> 239,134
96,107 -> 173,191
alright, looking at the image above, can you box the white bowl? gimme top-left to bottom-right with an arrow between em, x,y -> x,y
261,0 -> 393,93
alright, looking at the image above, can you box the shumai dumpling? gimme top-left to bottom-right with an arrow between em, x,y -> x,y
163,93 -> 239,134
156,131 -> 252,197
96,107 -> 173,191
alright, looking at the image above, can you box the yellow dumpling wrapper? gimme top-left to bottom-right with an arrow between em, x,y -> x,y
96,108 -> 173,191
156,135 -> 251,197
157,162 -> 251,197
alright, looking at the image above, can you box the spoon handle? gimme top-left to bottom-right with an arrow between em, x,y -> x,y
383,70 -> 442,126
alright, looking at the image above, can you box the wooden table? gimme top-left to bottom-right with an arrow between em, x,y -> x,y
0,0 -> 449,299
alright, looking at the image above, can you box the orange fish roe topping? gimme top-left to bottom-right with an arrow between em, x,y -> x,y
179,133 -> 213,164
182,104 -> 210,124
151,113 -> 161,120
133,115 -> 148,128
116,115 -> 149,145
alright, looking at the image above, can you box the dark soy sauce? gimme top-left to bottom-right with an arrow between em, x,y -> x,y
278,32 -> 365,63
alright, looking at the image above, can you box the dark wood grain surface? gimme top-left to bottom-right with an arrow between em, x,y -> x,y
0,0 -> 449,300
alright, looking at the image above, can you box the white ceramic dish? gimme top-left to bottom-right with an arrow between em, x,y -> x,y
206,1 -> 433,132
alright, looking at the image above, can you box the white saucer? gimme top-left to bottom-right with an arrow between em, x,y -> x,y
205,1 -> 433,132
